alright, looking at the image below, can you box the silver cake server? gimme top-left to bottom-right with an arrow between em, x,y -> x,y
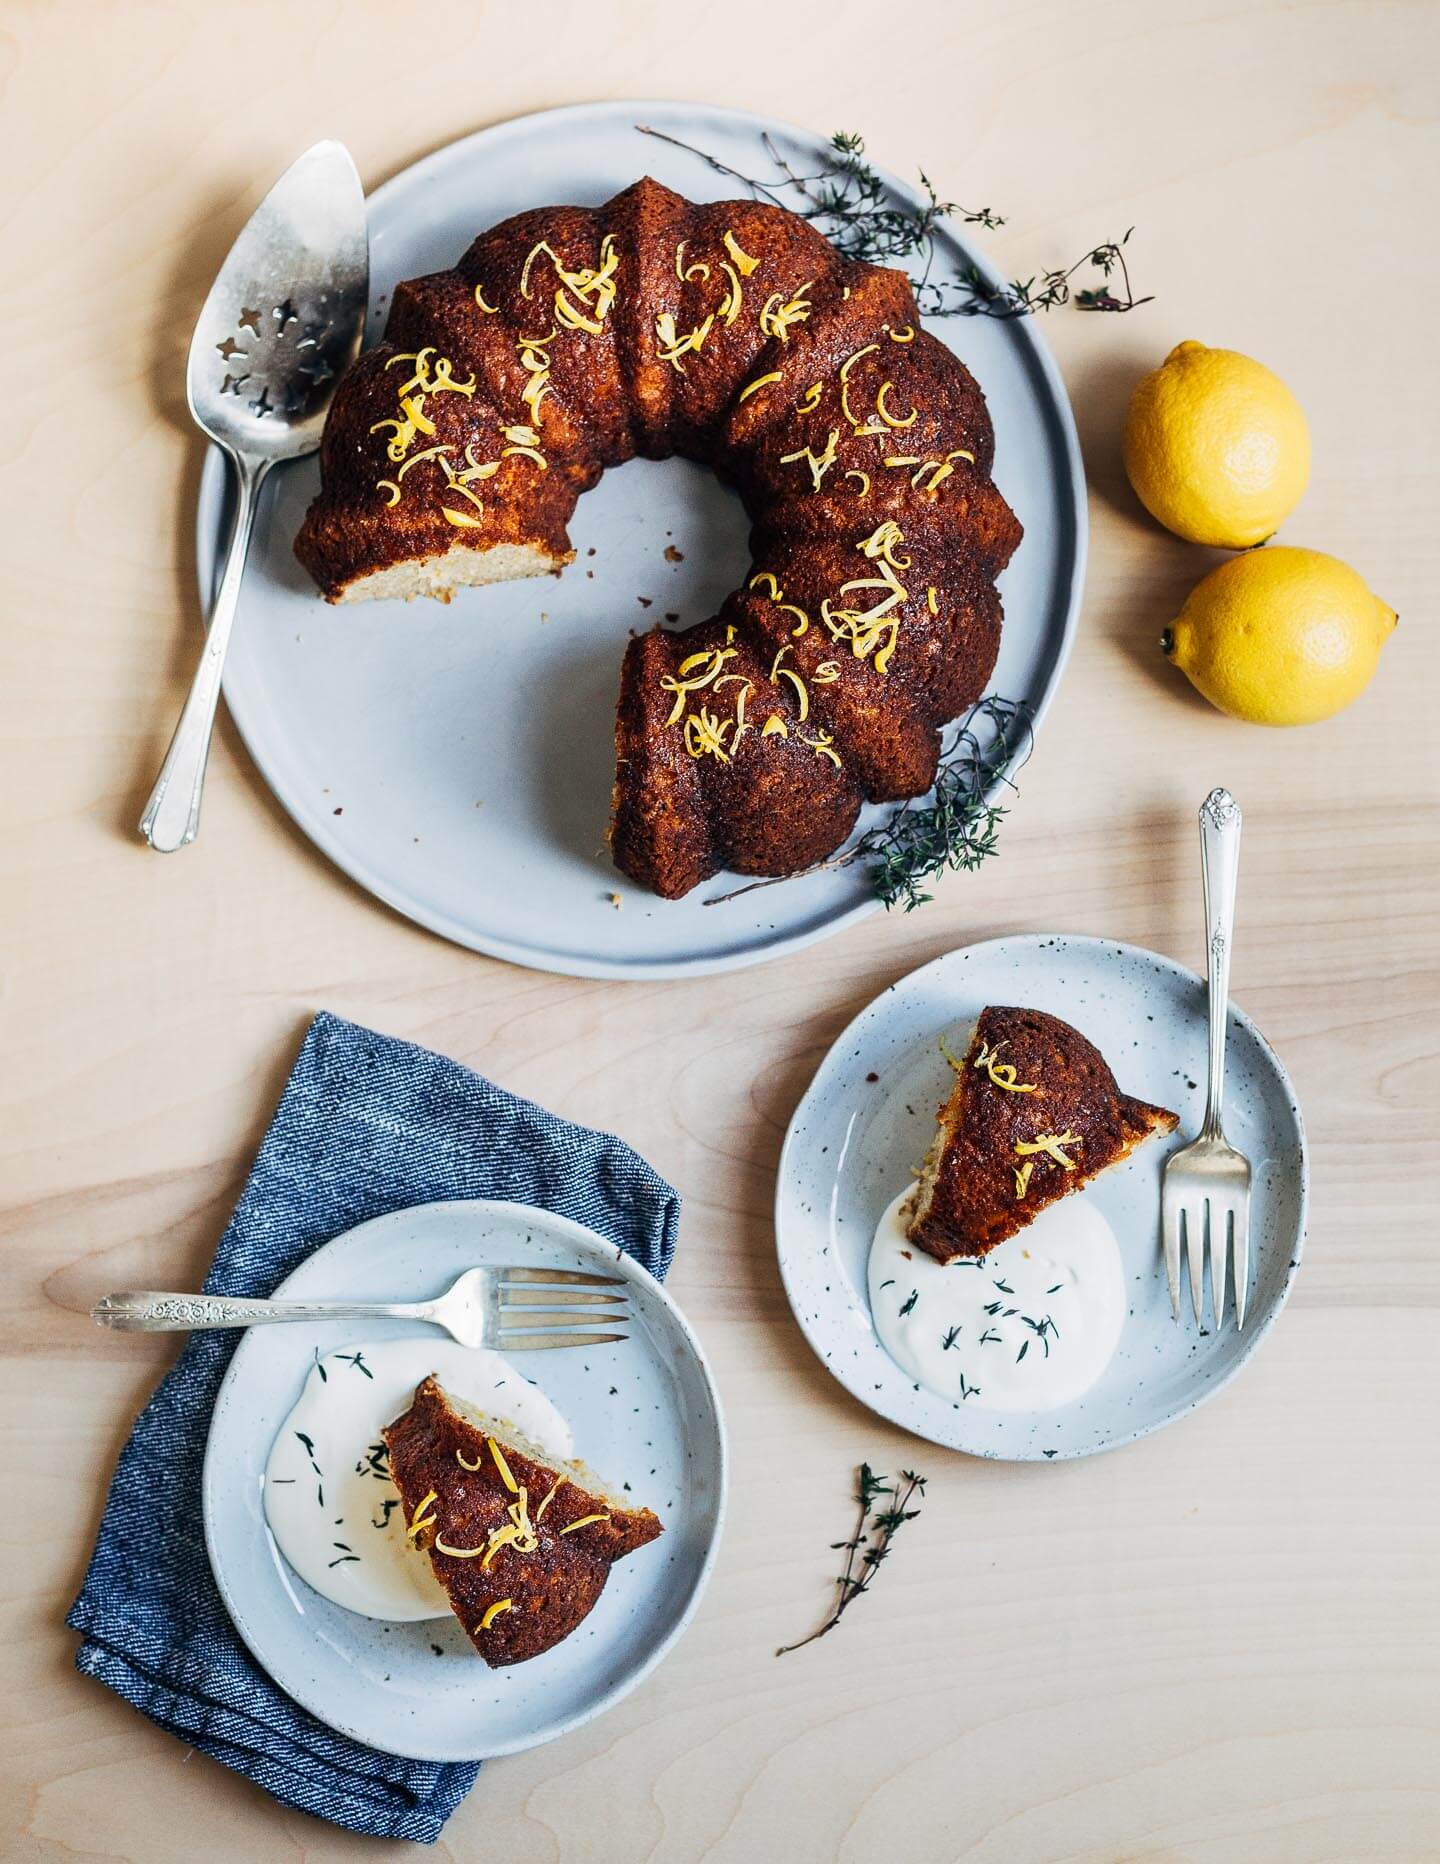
139,140 -> 368,852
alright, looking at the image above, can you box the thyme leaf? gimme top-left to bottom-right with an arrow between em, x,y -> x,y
777,1462 -> 927,1654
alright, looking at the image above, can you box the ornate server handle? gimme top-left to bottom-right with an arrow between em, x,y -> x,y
92,1290 -> 429,1332
1198,787 -> 1243,1138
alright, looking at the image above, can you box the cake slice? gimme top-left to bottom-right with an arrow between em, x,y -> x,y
382,1375 -> 662,1666
907,1006 -> 1179,1263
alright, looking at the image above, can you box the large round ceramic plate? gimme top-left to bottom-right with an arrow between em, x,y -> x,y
775,935 -> 1307,1459
203,1200 -> 726,1760
197,100 -> 1086,979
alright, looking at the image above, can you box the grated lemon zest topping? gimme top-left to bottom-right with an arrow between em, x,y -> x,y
377,480 -> 400,507
559,1512 -> 612,1535
478,1599 -> 513,1631
887,323 -> 916,343
488,1438 -> 519,1494
1014,1131 -> 1082,1169
778,602 -> 810,637
927,585 -> 938,616
813,661 -> 840,683
522,237 -> 620,333
396,442 -> 455,482
749,571 -> 783,599
659,644 -> 738,725
799,728 -> 842,767
796,383 -> 823,415
973,1038 -> 1038,1094
875,382 -> 918,429
442,508 -> 485,528
405,1490 -> 438,1541
777,666 -> 809,720
739,370 -> 782,402
857,520 -> 911,571
654,309 -> 714,372
370,349 -> 475,463
683,706 -> 734,762
838,343 -> 880,430
761,714 -> 788,739
779,428 -> 839,492
845,469 -> 871,497
768,644 -> 790,681
434,1535 -> 488,1559
1014,1161 -> 1034,1198
535,1477 -> 566,1522
758,281 -> 813,341
502,443 -> 547,467
456,1449 -> 483,1471
722,228 -> 760,275
516,328 -> 556,425
716,260 -> 744,326
474,285 -> 499,314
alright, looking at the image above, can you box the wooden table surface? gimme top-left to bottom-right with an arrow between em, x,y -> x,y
5,0 -> 1437,1857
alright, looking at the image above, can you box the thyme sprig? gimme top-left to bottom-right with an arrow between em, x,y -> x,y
777,1462 -> 927,1655
858,695 -> 1033,911
636,125 -> 1149,318
704,694 -> 1032,912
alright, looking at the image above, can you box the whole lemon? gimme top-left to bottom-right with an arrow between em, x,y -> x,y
1123,341 -> 1310,547
1164,547 -> 1395,726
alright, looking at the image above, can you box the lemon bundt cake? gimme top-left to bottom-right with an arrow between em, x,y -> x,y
384,1375 -> 662,1667
295,178 -> 1023,898
907,1007 -> 1179,1263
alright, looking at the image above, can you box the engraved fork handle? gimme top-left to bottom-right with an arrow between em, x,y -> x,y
92,1290 -> 434,1333
139,450 -> 269,853
1199,787 -> 1243,1139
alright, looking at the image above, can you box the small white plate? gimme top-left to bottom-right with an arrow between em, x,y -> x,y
197,99 -> 1086,979
202,1200 -> 726,1760
775,935 -> 1307,1459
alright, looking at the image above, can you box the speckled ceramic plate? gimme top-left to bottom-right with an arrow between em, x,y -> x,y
195,99 -> 1086,979
203,1200 -> 726,1760
775,934 -> 1307,1459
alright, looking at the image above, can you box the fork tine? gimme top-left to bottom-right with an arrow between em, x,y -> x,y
1210,1205 -> 1231,1328
1186,1203 -> 1206,1326
1161,1179 -> 1182,1320
500,1266 -> 625,1287
499,1331 -> 628,1351
499,1309 -> 632,1330
498,1286 -> 626,1308
1232,1198 -> 1249,1332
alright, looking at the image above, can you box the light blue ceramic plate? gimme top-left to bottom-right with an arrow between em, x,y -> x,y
196,100 -> 1086,979
202,1200 -> 726,1760
775,935 -> 1307,1459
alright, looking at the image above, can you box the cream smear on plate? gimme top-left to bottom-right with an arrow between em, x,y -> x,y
264,1339 -> 572,1621
868,1186 -> 1126,1412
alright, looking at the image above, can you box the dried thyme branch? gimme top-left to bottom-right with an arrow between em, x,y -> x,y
636,125 -> 1148,318
703,694 -> 1033,911
777,1462 -> 928,1655
858,695 -> 1033,910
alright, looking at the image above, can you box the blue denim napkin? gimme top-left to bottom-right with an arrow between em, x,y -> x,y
67,1011 -> 680,1843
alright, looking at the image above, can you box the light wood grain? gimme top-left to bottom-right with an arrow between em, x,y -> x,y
3,0 -> 1438,1856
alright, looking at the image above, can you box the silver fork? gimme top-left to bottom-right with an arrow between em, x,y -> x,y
91,1266 -> 630,1351
1162,788 -> 1253,1329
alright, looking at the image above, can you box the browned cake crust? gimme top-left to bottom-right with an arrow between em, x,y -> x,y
295,177 -> 1023,899
382,1375 -> 662,1667
907,1006 -> 1179,1263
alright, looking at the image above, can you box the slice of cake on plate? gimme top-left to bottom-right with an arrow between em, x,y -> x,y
907,1005 -> 1178,1264
383,1375 -> 662,1666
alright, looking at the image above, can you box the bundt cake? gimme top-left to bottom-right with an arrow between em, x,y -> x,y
295,178 -> 1023,899
383,1375 -> 662,1667
908,1007 -> 1178,1263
